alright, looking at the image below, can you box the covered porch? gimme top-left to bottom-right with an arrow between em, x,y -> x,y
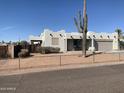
67,39 -> 91,51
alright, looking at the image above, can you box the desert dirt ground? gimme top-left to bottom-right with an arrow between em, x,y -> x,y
0,52 -> 124,71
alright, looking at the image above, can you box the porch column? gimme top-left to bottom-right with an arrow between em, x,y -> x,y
91,38 -> 94,47
91,38 -> 95,51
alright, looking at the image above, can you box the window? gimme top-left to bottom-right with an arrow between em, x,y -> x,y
52,38 -> 59,45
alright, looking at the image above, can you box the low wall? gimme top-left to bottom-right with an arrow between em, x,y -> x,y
0,45 -> 8,58
0,45 -> 22,59
8,45 -> 14,59
0,44 -> 39,59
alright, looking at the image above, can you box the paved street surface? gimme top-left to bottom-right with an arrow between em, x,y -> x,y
1,64 -> 124,93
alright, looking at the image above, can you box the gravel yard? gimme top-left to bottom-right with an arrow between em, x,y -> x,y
0,52 -> 124,71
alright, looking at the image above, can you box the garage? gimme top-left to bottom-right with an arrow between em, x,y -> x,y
95,40 -> 113,51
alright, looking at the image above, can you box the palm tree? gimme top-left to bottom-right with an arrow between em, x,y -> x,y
115,28 -> 122,50
74,0 -> 88,57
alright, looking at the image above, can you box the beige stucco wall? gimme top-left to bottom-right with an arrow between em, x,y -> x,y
8,45 -> 14,59
42,29 -> 66,52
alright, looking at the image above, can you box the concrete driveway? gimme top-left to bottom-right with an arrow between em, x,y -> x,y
1,64 -> 124,93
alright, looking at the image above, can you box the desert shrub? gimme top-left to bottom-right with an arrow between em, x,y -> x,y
38,47 -> 60,54
35,46 -> 42,53
49,47 -> 60,53
18,49 -> 30,58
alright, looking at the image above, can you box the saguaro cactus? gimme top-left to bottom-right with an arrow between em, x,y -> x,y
74,0 -> 88,57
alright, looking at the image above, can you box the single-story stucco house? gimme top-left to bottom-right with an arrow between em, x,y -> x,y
29,29 -> 119,52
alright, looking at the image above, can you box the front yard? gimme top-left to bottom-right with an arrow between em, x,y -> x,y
0,52 -> 124,71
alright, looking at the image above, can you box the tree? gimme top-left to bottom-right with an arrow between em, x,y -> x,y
115,28 -> 123,50
74,0 -> 88,57
20,41 -> 29,45
9,41 -> 12,44
115,28 -> 122,39
20,41 -> 29,49
1,40 -> 5,44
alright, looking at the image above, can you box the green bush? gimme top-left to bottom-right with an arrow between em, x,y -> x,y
38,47 -> 60,54
18,49 -> 30,58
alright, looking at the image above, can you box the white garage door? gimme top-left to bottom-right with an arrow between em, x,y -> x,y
97,41 -> 112,51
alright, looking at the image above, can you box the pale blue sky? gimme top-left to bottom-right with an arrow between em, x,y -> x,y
0,0 -> 124,41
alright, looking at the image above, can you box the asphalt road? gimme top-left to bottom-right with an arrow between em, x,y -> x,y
1,64 -> 124,93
